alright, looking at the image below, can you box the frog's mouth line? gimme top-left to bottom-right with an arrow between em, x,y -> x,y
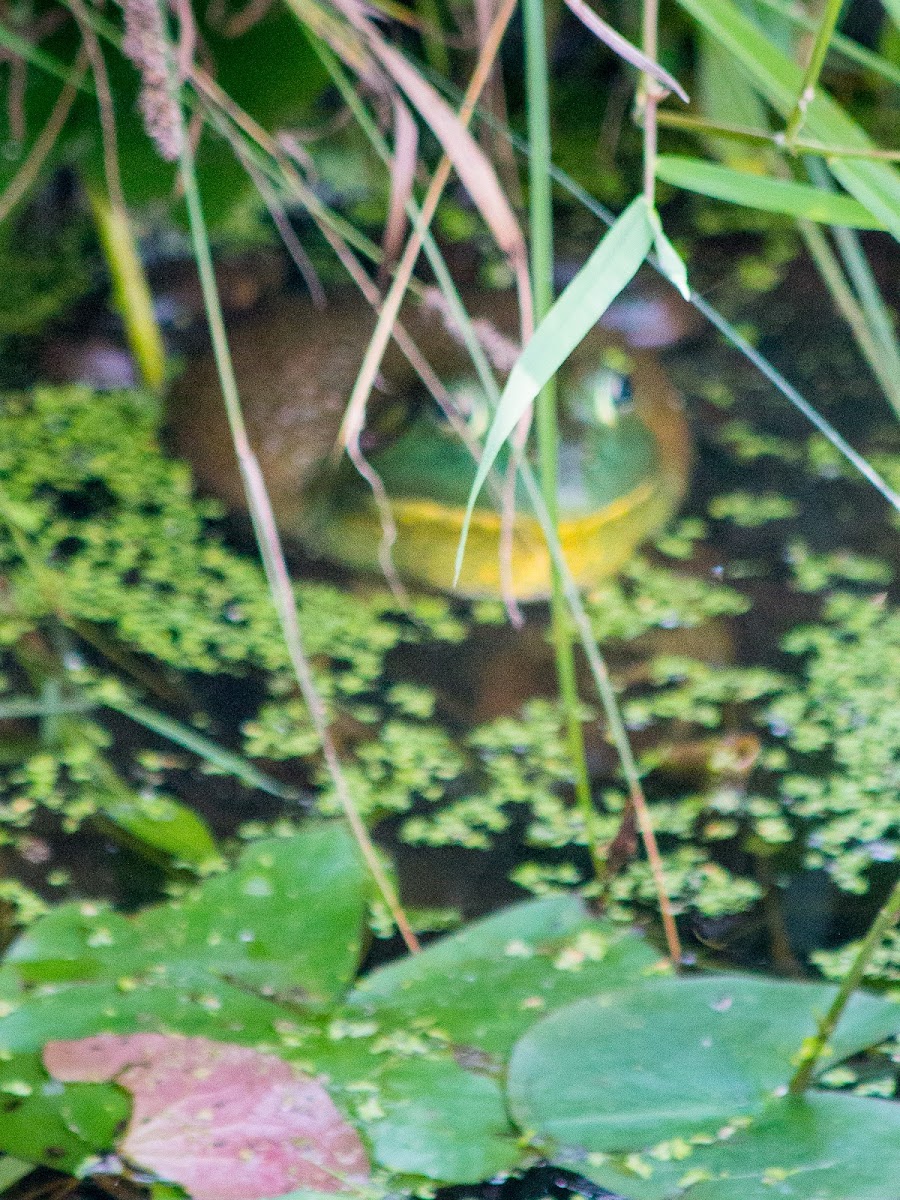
384,479 -> 661,541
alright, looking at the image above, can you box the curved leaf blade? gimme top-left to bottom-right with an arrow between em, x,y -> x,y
453,195 -> 654,582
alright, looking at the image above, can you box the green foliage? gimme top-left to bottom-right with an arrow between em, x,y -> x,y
3,376 -> 898,947
508,975 -> 900,1148
0,385 -> 464,869
0,826 -> 897,1196
768,591 -> 900,892
3,3 -> 327,230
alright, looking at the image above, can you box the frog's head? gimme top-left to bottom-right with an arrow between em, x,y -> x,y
308,339 -> 691,601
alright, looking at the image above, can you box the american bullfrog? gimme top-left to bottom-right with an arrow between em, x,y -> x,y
168,287 -> 691,600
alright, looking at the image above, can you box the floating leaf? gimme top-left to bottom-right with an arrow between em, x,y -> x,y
656,156 -> 886,229
507,975 -> 900,1152
5,826 -> 369,1003
357,1057 -> 518,1182
0,974 -> 300,1057
349,897 -> 660,1056
6,901 -> 139,984
130,824 -> 370,1001
674,1093 -> 900,1199
297,1027 -> 521,1183
44,1034 -> 370,1200
0,1052 -> 129,1172
454,195 -> 654,581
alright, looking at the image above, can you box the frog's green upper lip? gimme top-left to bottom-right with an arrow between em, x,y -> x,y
327,408 -> 662,520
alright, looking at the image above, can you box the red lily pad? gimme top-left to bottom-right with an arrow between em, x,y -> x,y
44,1033 -> 370,1200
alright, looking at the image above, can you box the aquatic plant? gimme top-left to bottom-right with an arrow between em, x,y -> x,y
0,822 -> 897,1197
0,385 -> 465,889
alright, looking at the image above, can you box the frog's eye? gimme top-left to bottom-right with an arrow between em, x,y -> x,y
440,378 -> 491,439
584,368 -> 635,427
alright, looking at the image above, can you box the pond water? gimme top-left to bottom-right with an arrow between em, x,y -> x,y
6,240 -> 900,986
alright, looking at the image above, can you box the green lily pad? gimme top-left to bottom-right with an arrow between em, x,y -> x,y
0,976 -> 298,1056
680,1092 -> 900,1199
291,1028 -> 522,1184
507,975 -> 900,1151
358,1057 -> 520,1182
0,1053 -> 128,1172
131,824 -> 370,1001
6,902 -> 140,984
349,897 -> 661,1056
7,825 -> 369,1003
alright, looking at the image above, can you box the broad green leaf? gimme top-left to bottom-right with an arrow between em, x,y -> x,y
680,1093 -> 900,1199
0,979 -> 314,1171
581,1092 -> 900,1200
507,974 -> 900,1152
290,1027 -> 522,1183
348,897 -> 660,1057
5,902 -> 139,984
356,1058 -> 519,1182
130,824 -> 369,1001
675,0 -> 900,241
656,156 -> 886,229
5,826 -> 370,1004
882,0 -> 900,30
454,195 -> 654,582
0,1053 -> 128,1172
0,977 -> 298,1056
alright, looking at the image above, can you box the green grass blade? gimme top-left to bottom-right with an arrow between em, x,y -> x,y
101,691 -> 305,802
453,194 -> 653,583
675,0 -> 900,241
0,24 -> 93,92
656,154 -> 886,228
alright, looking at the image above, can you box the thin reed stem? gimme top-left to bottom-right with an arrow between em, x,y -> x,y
654,109 -> 900,162
784,0 -> 845,144
790,875 -> 900,1093
640,0 -> 660,207
86,182 -> 167,392
153,0 -> 420,953
522,0 -> 601,877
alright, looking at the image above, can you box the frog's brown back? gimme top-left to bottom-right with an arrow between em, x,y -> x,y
167,292 -> 428,528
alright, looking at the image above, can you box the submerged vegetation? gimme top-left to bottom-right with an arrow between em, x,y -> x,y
3,0 -> 900,1195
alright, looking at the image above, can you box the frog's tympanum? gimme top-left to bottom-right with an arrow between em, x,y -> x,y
168,288 -> 691,600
